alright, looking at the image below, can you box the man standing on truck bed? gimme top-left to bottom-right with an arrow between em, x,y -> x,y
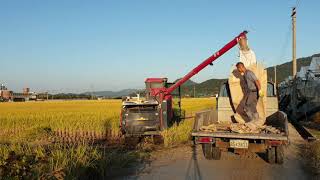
236,62 -> 264,121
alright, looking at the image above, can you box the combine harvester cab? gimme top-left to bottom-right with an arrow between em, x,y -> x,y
279,57 -> 320,121
120,78 -> 178,143
121,100 -> 160,136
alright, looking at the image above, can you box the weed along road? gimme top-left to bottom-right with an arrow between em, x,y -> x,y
121,123 -> 310,180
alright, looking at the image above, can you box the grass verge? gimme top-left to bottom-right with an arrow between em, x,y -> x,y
301,141 -> 320,175
0,143 -> 150,179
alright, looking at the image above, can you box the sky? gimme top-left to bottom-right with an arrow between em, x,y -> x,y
0,0 -> 319,93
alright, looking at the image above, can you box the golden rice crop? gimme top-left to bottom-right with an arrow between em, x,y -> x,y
0,98 -> 215,178
0,98 -> 215,143
0,100 -> 121,142
162,98 -> 215,147
179,98 -> 215,114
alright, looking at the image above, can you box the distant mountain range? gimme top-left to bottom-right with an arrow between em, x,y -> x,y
87,53 -> 320,98
178,78 -> 226,97
84,89 -> 139,98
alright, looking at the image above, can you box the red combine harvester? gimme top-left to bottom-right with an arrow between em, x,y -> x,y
120,31 -> 248,142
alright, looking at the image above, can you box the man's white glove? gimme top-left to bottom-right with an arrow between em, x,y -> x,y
258,90 -> 264,97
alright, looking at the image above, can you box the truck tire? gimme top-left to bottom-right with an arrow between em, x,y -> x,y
153,135 -> 164,145
212,147 -> 221,160
202,144 -> 213,160
275,146 -> 284,164
125,137 -> 140,147
266,147 -> 276,164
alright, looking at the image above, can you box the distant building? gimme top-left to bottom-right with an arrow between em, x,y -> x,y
0,84 -> 12,101
0,84 -> 38,102
0,90 -> 13,101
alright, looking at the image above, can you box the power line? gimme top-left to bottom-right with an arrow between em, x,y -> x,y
277,22 -> 291,64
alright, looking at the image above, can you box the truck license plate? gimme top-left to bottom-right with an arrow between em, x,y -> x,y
230,139 -> 249,149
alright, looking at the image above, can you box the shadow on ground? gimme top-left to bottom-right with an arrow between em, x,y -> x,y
185,145 -> 202,180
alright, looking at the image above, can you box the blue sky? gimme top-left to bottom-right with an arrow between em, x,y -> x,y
0,0 -> 319,93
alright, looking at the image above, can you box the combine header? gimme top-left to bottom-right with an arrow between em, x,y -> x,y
120,31 -> 248,141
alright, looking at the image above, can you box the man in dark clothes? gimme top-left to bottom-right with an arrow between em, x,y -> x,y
236,62 -> 263,121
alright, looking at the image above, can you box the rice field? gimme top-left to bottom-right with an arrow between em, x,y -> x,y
0,98 -> 215,178
0,98 -> 215,143
0,100 -> 119,134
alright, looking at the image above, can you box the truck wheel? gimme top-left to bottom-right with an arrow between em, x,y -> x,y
125,137 -> 140,147
275,146 -> 284,164
266,147 -> 276,164
212,147 -> 221,160
202,144 -> 213,160
153,135 -> 164,145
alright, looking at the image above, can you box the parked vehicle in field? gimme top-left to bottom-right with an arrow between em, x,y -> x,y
120,78 -> 181,141
279,56 -> 320,121
120,31 -> 249,142
192,82 -> 289,164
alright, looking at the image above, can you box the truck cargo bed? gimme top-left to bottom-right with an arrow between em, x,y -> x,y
192,109 -> 289,141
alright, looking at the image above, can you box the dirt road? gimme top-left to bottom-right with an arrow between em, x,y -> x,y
118,124 -> 310,180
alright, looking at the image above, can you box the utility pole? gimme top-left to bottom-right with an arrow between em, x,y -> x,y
90,84 -> 94,100
274,65 -> 277,94
274,65 -> 277,85
292,7 -> 297,77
